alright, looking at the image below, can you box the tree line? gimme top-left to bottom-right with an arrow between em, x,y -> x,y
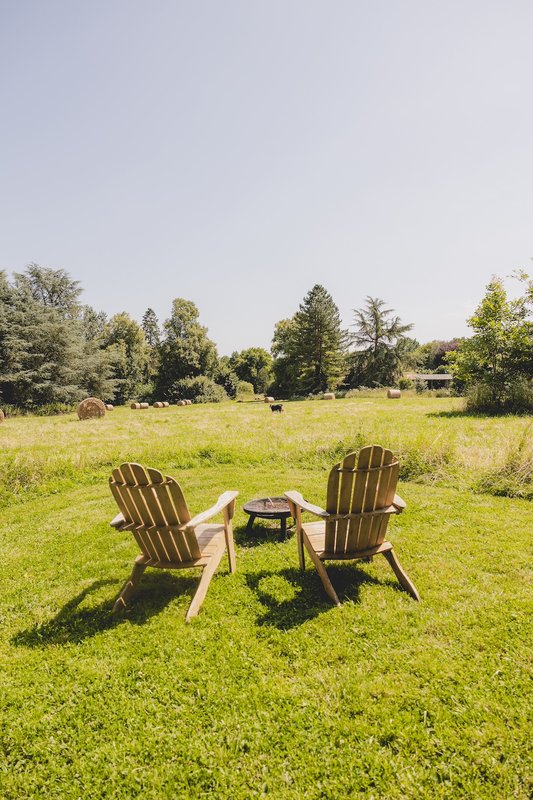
0,264 -> 531,413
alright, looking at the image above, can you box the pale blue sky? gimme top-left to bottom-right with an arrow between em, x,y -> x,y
1,1 -> 532,354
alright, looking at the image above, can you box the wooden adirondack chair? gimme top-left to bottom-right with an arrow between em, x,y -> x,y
109,463 -> 237,622
285,445 -> 419,605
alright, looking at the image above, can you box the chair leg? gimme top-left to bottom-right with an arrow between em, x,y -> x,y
186,545 -> 225,623
224,522 -> 237,574
113,561 -> 147,613
303,533 -> 341,607
297,528 -> 305,571
382,548 -> 420,601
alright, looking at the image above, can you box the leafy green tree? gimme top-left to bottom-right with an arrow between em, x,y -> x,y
270,317 -> 300,397
156,299 -> 218,398
214,356 -> 239,398
347,297 -> 413,387
412,339 -> 462,372
102,313 -> 149,403
229,347 -> 273,394
447,274 -> 533,412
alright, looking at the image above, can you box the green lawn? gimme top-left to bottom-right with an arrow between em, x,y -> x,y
0,398 -> 531,798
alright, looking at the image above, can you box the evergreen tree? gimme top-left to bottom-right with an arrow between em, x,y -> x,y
156,299 -> 218,398
348,297 -> 413,387
0,266 -> 116,407
13,263 -> 82,318
141,308 -> 161,382
79,306 -> 117,401
80,305 -> 108,341
3,295 -> 84,407
293,285 -> 347,393
142,308 -> 160,348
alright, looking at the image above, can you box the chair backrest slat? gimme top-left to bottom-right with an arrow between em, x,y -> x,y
129,463 -> 168,527
324,446 -> 400,554
331,451 -> 357,553
112,467 -> 144,526
109,463 -> 200,562
344,446 -> 373,551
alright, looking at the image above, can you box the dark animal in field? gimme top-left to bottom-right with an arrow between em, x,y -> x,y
270,404 -> 283,413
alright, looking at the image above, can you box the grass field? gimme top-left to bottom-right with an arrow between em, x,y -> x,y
0,397 -> 531,798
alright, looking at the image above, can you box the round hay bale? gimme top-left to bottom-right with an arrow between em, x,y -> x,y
163,401 -> 170,407
187,399 -> 193,405
105,404 -> 114,411
140,402 -> 149,409
77,397 -> 106,420
176,400 -> 185,406
323,392 -> 335,400
387,389 -> 401,399
130,402 -> 140,409
0,409 -> 4,423
264,396 -> 275,403
153,401 -> 163,408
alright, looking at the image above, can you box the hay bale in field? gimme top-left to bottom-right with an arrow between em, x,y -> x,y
323,392 -> 335,400
176,400 -> 186,406
186,399 -> 193,405
153,401 -> 163,408
78,397 -> 106,420
387,389 -> 401,399
105,404 -> 114,411
0,409 -> 4,423
140,402 -> 149,409
264,396 -> 275,403
163,401 -> 170,407
131,402 -> 141,409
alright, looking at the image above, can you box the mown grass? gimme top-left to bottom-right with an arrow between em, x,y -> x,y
0,398 -> 531,798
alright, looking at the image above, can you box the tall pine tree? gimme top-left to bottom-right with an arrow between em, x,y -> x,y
272,285 -> 347,395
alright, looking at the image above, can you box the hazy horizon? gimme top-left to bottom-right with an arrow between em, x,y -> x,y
2,1 -> 532,354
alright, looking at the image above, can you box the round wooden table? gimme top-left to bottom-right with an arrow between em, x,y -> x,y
243,497 -> 292,536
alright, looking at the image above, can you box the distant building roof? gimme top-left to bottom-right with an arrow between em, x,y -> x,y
406,373 -> 453,381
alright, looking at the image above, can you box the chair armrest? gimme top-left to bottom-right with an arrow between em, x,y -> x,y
110,512 -> 126,529
392,494 -> 406,513
284,491 -> 329,518
180,490 -> 239,529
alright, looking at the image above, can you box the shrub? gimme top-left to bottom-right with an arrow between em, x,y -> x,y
236,380 -> 254,400
398,377 -> 414,390
167,377 -> 228,404
415,379 -> 428,394
465,380 -> 533,415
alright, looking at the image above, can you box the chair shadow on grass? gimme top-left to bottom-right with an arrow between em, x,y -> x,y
234,521 -> 295,549
12,572 -> 198,648
247,563 -> 402,630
